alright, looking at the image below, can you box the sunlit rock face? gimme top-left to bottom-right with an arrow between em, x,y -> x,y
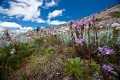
0,29 -> 34,47
0,40 -> 10,48
97,4 -> 120,19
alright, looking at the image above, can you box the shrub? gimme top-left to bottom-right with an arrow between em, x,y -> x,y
65,57 -> 101,80
44,47 -> 56,56
0,44 -> 15,79
34,37 -> 44,47
17,43 -> 33,58
0,42 -> 36,79
65,57 -> 84,80
7,55 -> 22,70
63,47 -> 76,58
60,33 -> 73,47
45,35 -> 61,47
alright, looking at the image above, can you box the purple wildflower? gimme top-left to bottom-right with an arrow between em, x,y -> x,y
73,21 -> 83,27
84,20 -> 89,26
75,38 -> 85,45
53,29 -> 57,33
98,47 -> 104,52
52,29 -> 58,35
77,28 -> 81,33
102,64 -> 113,72
79,20 -> 84,26
90,13 -> 98,21
97,46 -> 115,55
105,48 -> 115,55
73,22 -> 79,27
89,21 -> 94,25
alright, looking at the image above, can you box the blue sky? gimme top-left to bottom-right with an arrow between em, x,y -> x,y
0,0 -> 119,31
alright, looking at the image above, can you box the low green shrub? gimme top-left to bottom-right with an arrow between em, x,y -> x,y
65,57 -> 101,80
44,47 -> 56,56
0,42 -> 37,79
34,37 -> 44,47
45,35 -> 61,47
7,55 -> 22,70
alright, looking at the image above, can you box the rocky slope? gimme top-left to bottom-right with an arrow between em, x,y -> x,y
97,4 -> 120,19
60,4 -> 120,27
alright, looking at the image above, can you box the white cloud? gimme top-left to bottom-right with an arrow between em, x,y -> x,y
44,0 -> 56,8
47,9 -> 66,25
32,18 -> 46,23
47,20 -> 66,25
0,21 -> 33,34
0,21 -> 21,28
48,9 -> 65,20
0,0 -> 45,23
0,0 -> 66,25
19,27 -> 32,31
0,6 -> 8,13
0,27 -> 4,32
36,19 -> 45,23
16,26 -> 33,33
13,29 -> 26,34
12,26 -> 33,34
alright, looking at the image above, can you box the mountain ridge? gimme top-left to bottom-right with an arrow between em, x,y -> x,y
58,4 -> 120,27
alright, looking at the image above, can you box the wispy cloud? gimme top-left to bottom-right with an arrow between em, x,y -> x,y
44,0 -> 56,9
19,27 -> 32,30
31,18 -> 46,23
47,9 -> 66,25
0,21 -> 21,28
47,20 -> 66,25
47,9 -> 65,20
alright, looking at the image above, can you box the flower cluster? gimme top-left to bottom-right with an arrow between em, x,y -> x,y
97,46 -> 115,55
10,48 -> 16,55
71,14 -> 98,30
75,38 -> 85,45
111,22 -> 120,30
73,20 -> 84,27
89,13 -> 98,21
102,64 -> 113,72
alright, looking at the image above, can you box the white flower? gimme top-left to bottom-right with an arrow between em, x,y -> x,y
100,26 -> 103,28
85,25 -> 89,29
111,22 -> 120,28
10,48 -> 16,55
116,26 -> 120,30
64,28 -> 69,31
